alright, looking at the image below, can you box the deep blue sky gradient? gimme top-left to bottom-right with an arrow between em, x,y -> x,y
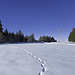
0,0 -> 75,41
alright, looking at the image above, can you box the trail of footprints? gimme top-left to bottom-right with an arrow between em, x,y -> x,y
9,46 -> 47,75
23,48 -> 47,75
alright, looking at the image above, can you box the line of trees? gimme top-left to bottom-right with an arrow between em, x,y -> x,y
0,20 -> 57,43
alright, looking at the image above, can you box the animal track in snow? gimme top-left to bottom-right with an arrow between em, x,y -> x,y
41,63 -> 44,67
42,61 -> 46,64
9,46 -> 47,75
37,57 -> 42,62
42,67 -> 47,72
33,55 -> 36,58
30,53 -> 33,56
38,72 -> 43,75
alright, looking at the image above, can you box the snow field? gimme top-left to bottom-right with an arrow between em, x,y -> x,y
0,42 -> 75,75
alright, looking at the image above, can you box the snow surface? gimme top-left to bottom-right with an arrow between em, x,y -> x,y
0,42 -> 75,75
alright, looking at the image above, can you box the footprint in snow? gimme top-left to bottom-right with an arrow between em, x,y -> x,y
38,72 -> 43,75
42,61 -> 46,64
42,67 -> 47,72
41,63 -> 44,67
30,53 -> 33,56
33,55 -> 36,58
37,58 -> 42,62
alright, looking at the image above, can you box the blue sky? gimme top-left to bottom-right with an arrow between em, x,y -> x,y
0,0 -> 75,41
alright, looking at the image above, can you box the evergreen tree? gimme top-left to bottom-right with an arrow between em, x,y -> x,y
0,32 -> 5,43
3,29 -> 9,42
68,28 -> 75,42
16,30 -> 24,42
8,32 -> 15,43
24,36 -> 29,42
39,36 -> 44,42
3,29 -> 8,36
0,20 -> 3,33
27,34 -> 35,42
0,20 -> 5,43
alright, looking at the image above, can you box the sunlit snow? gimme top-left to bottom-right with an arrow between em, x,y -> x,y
0,42 -> 75,75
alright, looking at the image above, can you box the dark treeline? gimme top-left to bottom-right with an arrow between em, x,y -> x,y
0,20 -> 57,43
39,36 -> 57,42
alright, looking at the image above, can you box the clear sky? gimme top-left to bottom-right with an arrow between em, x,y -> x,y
0,0 -> 75,41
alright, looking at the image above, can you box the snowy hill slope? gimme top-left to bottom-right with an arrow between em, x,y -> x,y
0,42 -> 75,75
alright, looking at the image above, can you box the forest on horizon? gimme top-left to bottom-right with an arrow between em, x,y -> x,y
0,20 -> 57,43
